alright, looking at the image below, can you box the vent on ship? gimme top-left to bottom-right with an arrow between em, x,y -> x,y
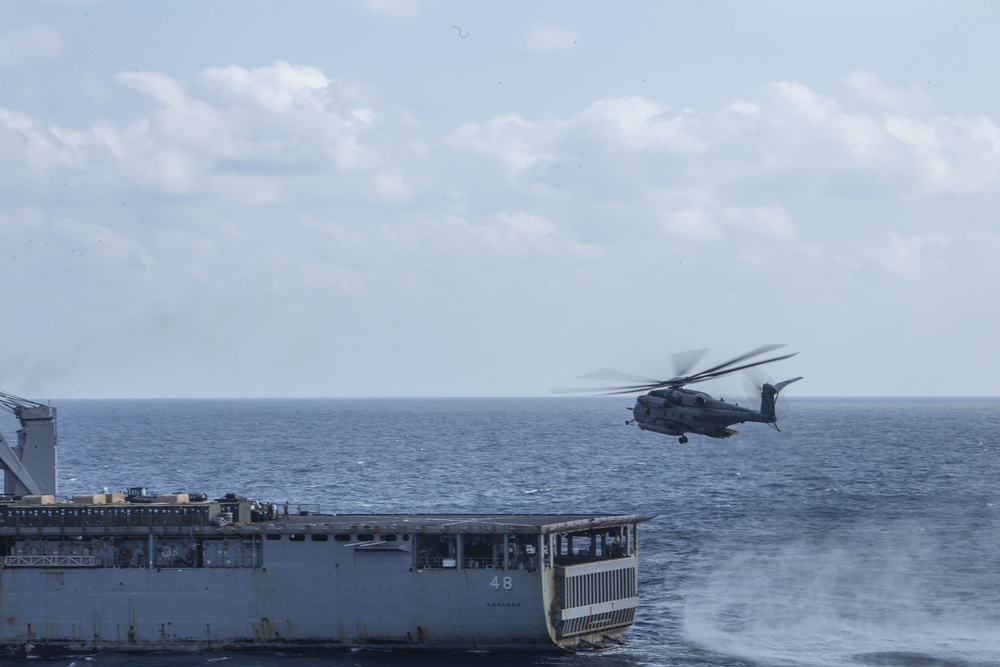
554,558 -> 639,638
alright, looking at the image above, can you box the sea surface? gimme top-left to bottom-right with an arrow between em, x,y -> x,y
6,396 -> 1000,667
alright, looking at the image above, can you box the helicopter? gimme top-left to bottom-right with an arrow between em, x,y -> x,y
555,345 -> 802,443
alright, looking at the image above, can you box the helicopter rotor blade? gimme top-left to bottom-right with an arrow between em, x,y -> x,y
551,345 -> 798,395
578,368 -> 661,384
684,344 -> 787,381
551,367 -> 663,395
671,348 -> 709,377
684,352 -> 798,385
594,386 -> 660,396
550,382 -> 659,395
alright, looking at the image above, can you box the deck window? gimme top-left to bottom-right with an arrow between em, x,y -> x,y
414,534 -> 457,569
461,534 -> 503,569
553,526 -> 630,566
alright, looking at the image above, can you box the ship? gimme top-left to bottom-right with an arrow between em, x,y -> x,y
0,390 -> 650,653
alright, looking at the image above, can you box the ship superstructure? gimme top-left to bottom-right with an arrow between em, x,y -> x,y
0,391 -> 649,652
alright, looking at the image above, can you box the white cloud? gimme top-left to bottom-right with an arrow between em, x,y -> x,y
576,97 -> 704,153
728,100 -> 759,116
521,23 -> 579,55
0,26 -> 63,68
842,69 -> 930,113
200,61 -> 330,114
448,114 -> 548,176
767,80 -> 840,125
115,71 -> 244,180
885,114 -> 1000,196
9,64 -> 997,223
723,79 -> 1000,198
0,107 -> 78,169
0,62 -> 428,204
117,71 -> 189,109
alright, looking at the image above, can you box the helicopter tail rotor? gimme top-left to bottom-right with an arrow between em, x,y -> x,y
760,376 -> 803,422
741,367 -> 768,404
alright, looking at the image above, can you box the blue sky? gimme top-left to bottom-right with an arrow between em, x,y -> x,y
1,1 -> 998,398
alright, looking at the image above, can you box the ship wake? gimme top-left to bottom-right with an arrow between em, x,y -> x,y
679,520 -> 1000,667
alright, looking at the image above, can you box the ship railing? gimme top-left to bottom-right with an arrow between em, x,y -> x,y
462,555 -> 501,569
414,554 -> 457,569
414,554 -> 527,571
280,503 -> 322,516
4,554 -> 98,567
553,556 -> 639,638
0,512 -> 210,529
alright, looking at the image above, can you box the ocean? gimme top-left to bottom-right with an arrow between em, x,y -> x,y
8,396 -> 1000,667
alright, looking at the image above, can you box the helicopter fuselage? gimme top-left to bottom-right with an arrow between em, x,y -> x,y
631,387 -> 770,440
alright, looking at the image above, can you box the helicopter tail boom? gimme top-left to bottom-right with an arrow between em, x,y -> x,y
760,376 -> 803,422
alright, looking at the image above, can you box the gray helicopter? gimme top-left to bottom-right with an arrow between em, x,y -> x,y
557,345 -> 802,443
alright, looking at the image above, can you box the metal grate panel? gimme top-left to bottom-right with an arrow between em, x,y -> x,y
555,557 -> 640,638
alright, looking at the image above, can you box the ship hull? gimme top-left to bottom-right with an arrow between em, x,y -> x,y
0,566 -> 554,650
0,513 -> 643,653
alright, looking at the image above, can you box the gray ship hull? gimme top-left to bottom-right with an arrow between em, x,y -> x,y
0,512 -> 645,652
1,559 -> 550,649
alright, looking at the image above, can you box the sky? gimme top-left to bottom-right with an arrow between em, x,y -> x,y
1,0 -> 999,399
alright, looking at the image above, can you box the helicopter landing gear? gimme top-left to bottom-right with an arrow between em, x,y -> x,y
678,436 -> 688,444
